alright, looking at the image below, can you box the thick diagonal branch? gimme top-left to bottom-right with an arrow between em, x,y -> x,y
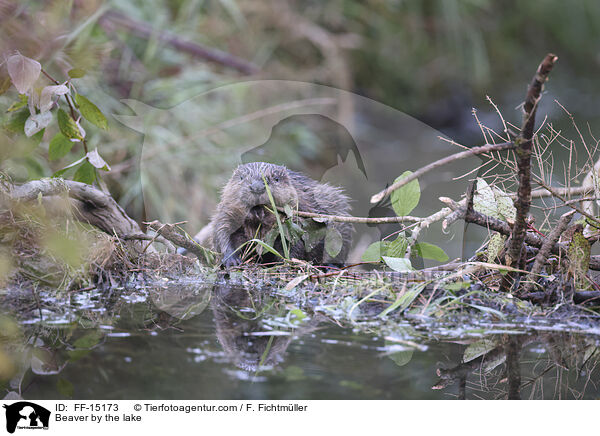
523,210 -> 575,292
506,54 -> 558,270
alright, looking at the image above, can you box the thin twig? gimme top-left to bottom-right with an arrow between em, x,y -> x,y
146,220 -> 216,264
278,207 -> 422,224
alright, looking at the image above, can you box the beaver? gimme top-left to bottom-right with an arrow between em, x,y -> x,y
199,162 -> 352,267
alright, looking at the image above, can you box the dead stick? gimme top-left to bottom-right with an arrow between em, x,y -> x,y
370,141 -> 514,204
522,210 -> 575,292
506,53 -> 558,271
146,220 -> 216,263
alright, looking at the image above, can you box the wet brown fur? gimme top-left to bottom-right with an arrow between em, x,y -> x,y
206,162 -> 352,267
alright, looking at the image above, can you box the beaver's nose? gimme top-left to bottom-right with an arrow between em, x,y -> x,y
249,180 -> 265,194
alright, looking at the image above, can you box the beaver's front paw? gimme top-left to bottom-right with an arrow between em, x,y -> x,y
222,249 -> 241,268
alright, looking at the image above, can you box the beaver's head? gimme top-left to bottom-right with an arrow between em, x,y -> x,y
230,162 -> 298,210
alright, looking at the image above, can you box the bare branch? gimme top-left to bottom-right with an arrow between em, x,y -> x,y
523,210 -> 575,292
370,142 -> 514,204
281,208 -> 422,224
506,53 -> 558,279
146,220 -> 216,264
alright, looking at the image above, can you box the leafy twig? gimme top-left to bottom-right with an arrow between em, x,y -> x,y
41,68 -> 88,153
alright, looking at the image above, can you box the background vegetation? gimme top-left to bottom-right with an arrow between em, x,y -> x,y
1,0 -> 599,239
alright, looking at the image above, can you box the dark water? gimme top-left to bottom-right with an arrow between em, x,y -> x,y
3,282 -> 600,400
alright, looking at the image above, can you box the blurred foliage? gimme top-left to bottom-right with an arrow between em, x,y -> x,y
0,0 -> 598,228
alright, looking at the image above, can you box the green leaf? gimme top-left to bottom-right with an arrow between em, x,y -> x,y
283,219 -> 303,245
7,94 -> 28,112
382,256 -> 413,272
283,204 -> 294,218
494,188 -> 516,222
53,156 -> 86,178
387,234 -> 408,257
29,129 -> 45,146
473,178 -> 516,223
57,378 -> 74,398
288,308 -> 307,323
362,241 -> 384,262
247,238 -> 283,259
391,171 -> 420,216
385,342 -> 414,367
263,227 -> 278,249
486,232 -> 506,263
324,227 -> 343,258
68,348 -> 91,361
463,339 -> 499,362
0,76 -> 11,96
57,108 -> 82,139
49,132 -> 74,160
24,111 -> 52,137
568,228 -> 592,290
379,283 -> 427,316
444,281 -> 470,292
73,330 -> 102,348
301,220 -> 327,252
86,149 -> 111,171
75,94 -> 108,130
412,242 -> 449,262
68,68 -> 86,79
474,178 -> 497,218
73,160 -> 96,184
4,108 -> 29,134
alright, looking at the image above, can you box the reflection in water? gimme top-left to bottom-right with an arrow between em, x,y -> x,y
1,283 -> 600,399
434,333 -> 600,399
212,286 -> 320,372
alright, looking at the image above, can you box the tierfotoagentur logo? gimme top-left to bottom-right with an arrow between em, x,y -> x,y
3,402 -> 50,433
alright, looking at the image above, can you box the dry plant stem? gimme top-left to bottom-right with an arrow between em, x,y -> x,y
522,210 -> 575,292
507,53 -> 557,270
369,141 -> 514,204
121,233 -> 175,251
533,176 -> 600,225
101,10 -> 259,75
